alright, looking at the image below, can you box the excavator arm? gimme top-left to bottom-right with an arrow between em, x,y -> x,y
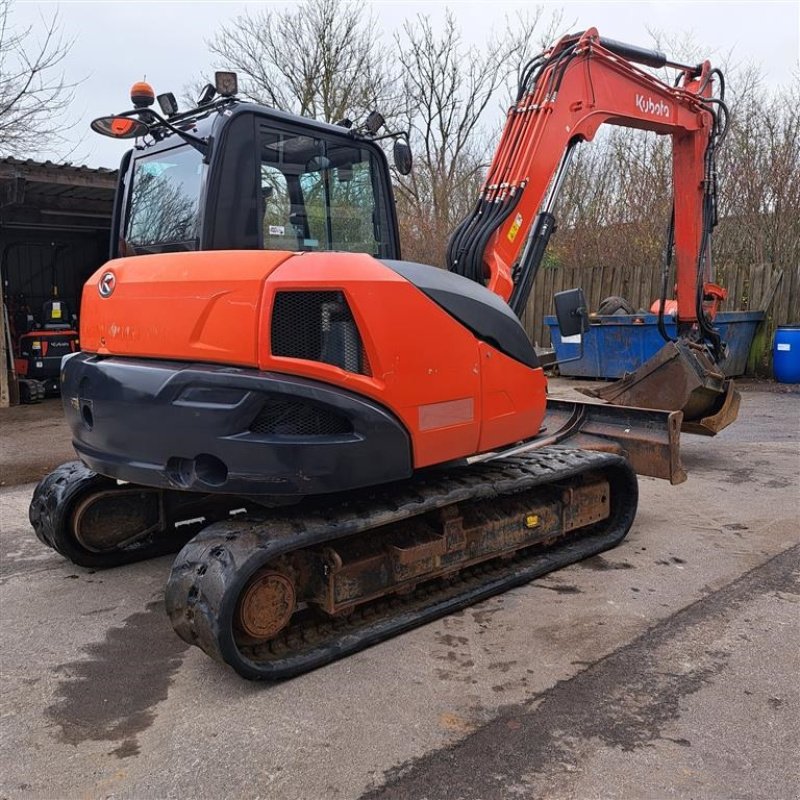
449,28 -> 737,433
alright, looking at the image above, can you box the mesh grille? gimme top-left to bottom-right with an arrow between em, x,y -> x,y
250,398 -> 353,437
271,291 -> 370,375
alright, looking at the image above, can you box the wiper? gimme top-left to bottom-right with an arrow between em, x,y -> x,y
140,109 -> 209,156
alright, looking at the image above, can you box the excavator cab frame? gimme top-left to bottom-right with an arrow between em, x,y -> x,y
109,103 -> 402,260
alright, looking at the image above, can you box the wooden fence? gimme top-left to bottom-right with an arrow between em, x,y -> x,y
521,261 -> 800,376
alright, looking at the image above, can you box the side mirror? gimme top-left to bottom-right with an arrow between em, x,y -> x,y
90,115 -> 150,139
393,139 -> 413,175
554,288 -> 589,337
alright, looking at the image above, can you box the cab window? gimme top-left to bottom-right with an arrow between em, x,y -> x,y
125,146 -> 203,253
259,127 -> 391,256
260,164 -> 296,250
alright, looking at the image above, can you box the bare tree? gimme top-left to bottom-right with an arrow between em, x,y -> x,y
206,0 -> 395,124
0,0 -> 75,156
393,8 -> 565,266
715,75 -> 800,279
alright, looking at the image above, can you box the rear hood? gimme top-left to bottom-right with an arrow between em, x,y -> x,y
80,251 -> 294,366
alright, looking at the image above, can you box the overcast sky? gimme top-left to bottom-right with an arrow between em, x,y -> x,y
13,0 -> 800,168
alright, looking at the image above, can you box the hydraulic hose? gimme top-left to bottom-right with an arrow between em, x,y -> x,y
657,207 -> 677,344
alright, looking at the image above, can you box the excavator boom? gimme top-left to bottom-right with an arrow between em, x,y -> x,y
448,28 -> 738,432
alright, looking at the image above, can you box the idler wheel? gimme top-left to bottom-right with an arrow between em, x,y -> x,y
72,489 -> 160,552
236,570 -> 296,642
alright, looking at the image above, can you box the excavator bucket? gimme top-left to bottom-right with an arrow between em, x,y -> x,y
579,340 -> 740,437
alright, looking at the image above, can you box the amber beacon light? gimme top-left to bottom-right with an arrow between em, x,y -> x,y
130,80 -> 155,108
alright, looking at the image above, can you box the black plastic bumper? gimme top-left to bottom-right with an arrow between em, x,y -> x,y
61,353 -> 412,496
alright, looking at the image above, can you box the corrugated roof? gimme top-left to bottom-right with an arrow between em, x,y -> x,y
0,156 -> 117,177
0,156 -> 118,212
0,156 -> 117,228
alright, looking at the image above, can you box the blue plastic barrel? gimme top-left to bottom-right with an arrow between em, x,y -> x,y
773,325 -> 800,383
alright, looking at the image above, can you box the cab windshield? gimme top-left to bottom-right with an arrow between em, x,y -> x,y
124,146 -> 204,254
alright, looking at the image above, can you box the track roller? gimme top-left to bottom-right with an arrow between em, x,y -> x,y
235,569 -> 297,643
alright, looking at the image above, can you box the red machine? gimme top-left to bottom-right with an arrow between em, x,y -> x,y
31,29 -> 732,679
14,295 -> 79,398
4,241 -> 81,402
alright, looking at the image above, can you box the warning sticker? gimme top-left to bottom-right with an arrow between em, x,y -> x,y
268,225 -> 285,236
507,213 -> 523,243
777,343 -> 791,351
51,301 -> 62,319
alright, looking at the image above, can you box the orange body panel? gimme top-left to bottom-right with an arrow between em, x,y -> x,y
80,250 -> 294,366
80,250 -> 547,469
476,341 -> 547,453
262,253 -> 485,467
259,253 -> 547,467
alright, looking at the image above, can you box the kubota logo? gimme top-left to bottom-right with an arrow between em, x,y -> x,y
98,271 -> 116,298
635,94 -> 670,118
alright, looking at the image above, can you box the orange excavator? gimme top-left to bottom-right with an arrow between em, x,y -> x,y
31,29 -> 733,679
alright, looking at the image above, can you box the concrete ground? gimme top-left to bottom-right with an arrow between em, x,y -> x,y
0,380 -> 798,800
0,398 -> 74,488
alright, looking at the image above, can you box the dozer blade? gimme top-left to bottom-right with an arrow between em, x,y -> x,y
578,340 -> 740,436
486,398 -> 686,484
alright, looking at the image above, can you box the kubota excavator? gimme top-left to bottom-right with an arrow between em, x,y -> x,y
31,29 -> 734,679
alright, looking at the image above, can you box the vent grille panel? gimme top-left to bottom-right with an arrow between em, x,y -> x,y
271,290 -> 370,375
250,398 -> 353,437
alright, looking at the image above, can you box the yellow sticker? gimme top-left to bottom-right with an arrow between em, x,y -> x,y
507,212 -> 523,243
525,514 -> 540,529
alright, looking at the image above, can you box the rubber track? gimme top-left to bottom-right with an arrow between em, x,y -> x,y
29,461 -> 204,568
19,379 -> 46,404
166,448 -> 638,680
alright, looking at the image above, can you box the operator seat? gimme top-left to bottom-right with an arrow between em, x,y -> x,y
41,298 -> 74,330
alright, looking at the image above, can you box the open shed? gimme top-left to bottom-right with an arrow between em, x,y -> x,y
0,157 -> 117,406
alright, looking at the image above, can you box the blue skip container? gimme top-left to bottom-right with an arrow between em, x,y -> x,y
773,325 -> 800,383
545,311 -> 765,379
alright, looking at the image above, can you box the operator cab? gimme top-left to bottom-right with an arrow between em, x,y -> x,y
98,75 -> 404,261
